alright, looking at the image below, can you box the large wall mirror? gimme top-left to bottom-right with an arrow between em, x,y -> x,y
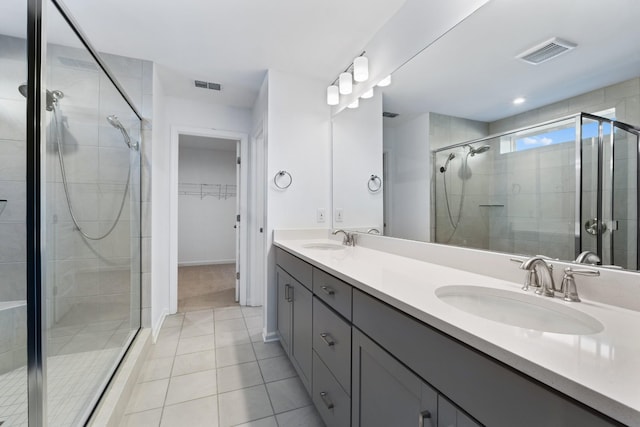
332,0 -> 640,270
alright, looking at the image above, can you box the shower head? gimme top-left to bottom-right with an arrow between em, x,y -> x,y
439,153 -> 456,173
107,115 -> 137,150
468,144 -> 491,157
17,84 -> 64,111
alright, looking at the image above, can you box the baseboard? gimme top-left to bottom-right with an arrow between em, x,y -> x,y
263,330 -> 279,343
178,259 -> 235,267
152,309 -> 170,343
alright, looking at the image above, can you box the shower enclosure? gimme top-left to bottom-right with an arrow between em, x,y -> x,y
1,0 -> 141,425
433,112 -> 640,269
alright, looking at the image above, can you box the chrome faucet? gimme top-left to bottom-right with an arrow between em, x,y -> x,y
332,229 -> 355,246
520,256 -> 556,297
575,251 -> 601,265
560,267 -> 600,302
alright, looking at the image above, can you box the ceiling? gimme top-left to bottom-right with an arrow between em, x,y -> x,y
54,0 -> 407,108
382,0 -> 640,123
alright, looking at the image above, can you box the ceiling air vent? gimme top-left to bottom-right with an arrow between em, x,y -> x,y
383,112 -> 399,118
194,80 -> 221,91
517,37 -> 576,65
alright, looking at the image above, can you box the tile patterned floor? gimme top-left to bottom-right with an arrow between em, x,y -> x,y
121,306 -> 325,427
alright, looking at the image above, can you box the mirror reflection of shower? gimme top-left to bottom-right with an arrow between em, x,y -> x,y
18,83 -> 136,240
440,143 -> 491,242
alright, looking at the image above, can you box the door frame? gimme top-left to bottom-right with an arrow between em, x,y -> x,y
169,126 -> 249,312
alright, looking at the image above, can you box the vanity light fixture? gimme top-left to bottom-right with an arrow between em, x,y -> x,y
339,72 -> 353,95
361,88 -> 374,99
327,85 -> 339,105
353,56 -> 369,82
513,97 -> 526,105
377,75 -> 391,87
348,99 -> 359,109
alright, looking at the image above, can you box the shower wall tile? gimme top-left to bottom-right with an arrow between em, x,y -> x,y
0,223 -> 25,263
0,58 -> 27,101
0,139 -> 25,181
0,99 -> 27,141
0,262 -> 25,301
605,78 -> 640,103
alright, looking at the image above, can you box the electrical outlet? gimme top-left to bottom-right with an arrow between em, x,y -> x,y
317,208 -> 326,223
335,208 -> 344,222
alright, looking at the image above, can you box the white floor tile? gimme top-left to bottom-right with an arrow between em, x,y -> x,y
276,405 -> 325,427
172,350 -> 216,376
215,343 -> 256,368
257,356 -> 297,383
160,395 -> 218,427
216,361 -> 263,393
119,408 -> 162,427
176,334 -> 215,356
165,369 -> 217,405
266,377 -> 311,414
125,379 -> 169,413
217,384 -> 273,427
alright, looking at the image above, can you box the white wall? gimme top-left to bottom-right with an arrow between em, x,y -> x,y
383,113 -> 430,240
178,147 -> 236,265
264,69 -> 332,339
151,83 -> 251,335
332,92 -> 383,230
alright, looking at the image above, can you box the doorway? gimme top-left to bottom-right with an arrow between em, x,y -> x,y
170,127 -> 249,314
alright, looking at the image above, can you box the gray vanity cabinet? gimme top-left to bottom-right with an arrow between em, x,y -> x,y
275,250 -> 313,393
437,397 -> 480,427
352,328 -> 438,427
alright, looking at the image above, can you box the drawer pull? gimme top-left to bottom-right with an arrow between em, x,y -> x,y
320,391 -> 334,409
320,285 -> 335,296
320,333 -> 335,346
418,410 -> 431,427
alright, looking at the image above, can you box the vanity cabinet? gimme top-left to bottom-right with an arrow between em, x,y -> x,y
275,251 -> 313,393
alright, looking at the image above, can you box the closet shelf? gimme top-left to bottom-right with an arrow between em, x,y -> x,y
178,183 -> 237,200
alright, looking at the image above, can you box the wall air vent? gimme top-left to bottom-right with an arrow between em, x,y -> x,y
195,80 -> 222,91
517,37 -> 577,65
383,112 -> 399,118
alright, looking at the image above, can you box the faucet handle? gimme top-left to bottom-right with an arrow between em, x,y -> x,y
560,267 -> 600,302
510,258 -> 542,290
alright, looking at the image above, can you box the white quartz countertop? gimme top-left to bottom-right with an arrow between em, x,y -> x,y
274,237 -> 640,426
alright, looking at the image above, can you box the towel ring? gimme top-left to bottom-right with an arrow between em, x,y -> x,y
274,170 -> 293,189
367,174 -> 382,192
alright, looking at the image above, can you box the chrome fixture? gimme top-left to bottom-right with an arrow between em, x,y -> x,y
332,229 -> 355,246
439,153 -> 455,173
367,228 -> 380,234
0,199 -> 6,216
575,251 -> 601,265
560,267 -> 600,302
519,256 -> 556,297
107,115 -> 138,150
466,144 -> 491,157
18,83 -> 63,111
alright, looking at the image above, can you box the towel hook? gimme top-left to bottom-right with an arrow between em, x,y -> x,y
274,170 -> 293,189
367,174 -> 382,192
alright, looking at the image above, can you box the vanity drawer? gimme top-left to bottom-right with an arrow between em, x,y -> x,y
313,351 -> 350,427
313,297 -> 351,393
313,267 -> 352,320
276,247 -> 312,290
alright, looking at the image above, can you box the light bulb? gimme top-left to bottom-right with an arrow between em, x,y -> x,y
513,97 -> 526,105
327,85 -> 339,105
339,72 -> 352,95
348,99 -> 359,109
353,56 -> 369,82
377,75 -> 391,87
361,88 -> 374,99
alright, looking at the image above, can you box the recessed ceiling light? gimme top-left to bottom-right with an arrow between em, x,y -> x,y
513,97 -> 526,105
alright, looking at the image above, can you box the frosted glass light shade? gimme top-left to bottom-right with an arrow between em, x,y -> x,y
348,99 -> 359,109
339,72 -> 353,95
377,75 -> 391,87
361,88 -> 374,99
327,85 -> 339,105
353,56 -> 369,82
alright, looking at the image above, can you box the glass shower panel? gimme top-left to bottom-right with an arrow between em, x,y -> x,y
45,3 -> 141,425
0,1 -> 28,424
580,116 -> 600,259
610,125 -> 638,269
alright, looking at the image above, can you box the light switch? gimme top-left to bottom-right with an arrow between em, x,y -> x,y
335,208 -> 344,222
317,208 -> 326,223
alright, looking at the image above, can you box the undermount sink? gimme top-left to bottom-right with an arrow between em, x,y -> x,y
436,285 -> 604,335
302,242 -> 346,251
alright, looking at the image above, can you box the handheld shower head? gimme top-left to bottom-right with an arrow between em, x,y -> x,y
107,115 -> 137,150
439,153 -> 455,173
18,83 -> 64,111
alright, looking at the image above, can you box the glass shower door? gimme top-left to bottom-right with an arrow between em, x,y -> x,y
0,1 -> 28,424
580,115 -> 603,261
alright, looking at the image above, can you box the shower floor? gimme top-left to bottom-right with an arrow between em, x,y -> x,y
0,319 -> 135,426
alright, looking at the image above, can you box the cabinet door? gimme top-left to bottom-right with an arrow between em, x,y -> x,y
438,397 -> 481,427
352,328 -> 437,427
276,267 -> 292,353
291,279 -> 313,390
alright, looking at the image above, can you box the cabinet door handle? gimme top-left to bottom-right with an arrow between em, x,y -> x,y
320,333 -> 335,346
320,285 -> 335,296
418,410 -> 431,427
284,284 -> 293,302
320,391 -> 334,409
